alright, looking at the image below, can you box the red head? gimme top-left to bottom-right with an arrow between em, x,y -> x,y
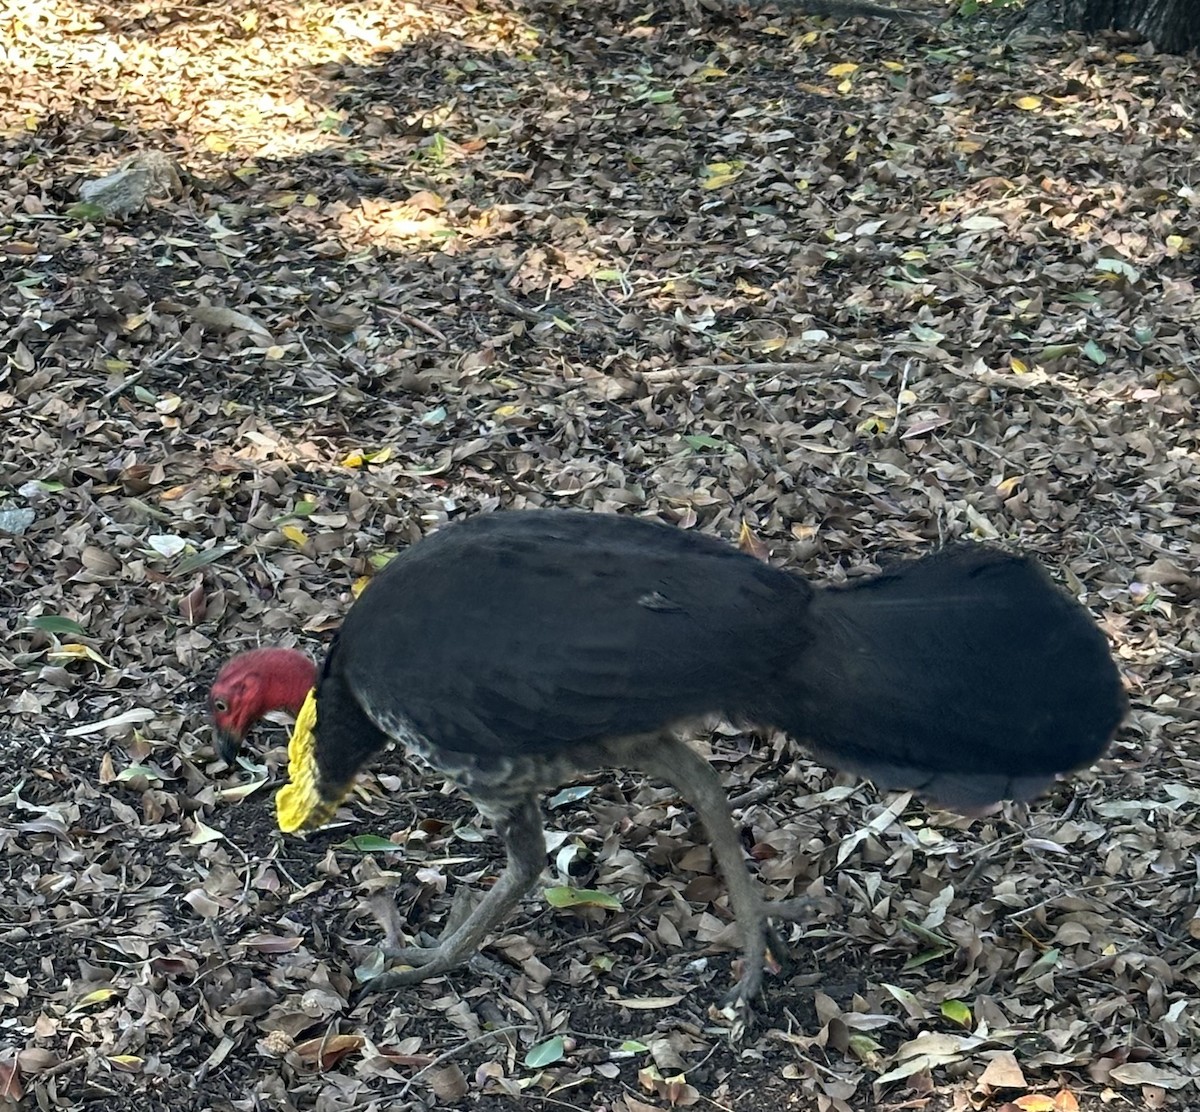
209,647 -> 318,763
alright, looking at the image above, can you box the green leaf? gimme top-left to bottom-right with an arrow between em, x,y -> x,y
1095,257 -> 1140,283
1018,946 -> 1061,983
940,999 -> 972,1027
618,1040 -> 649,1054
173,544 -> 240,575
524,1036 -> 565,1069
337,835 -> 400,853
901,947 -> 951,971
1082,340 -> 1106,365
543,886 -> 622,911
1036,343 -> 1079,362
683,433 -> 727,451
847,1033 -> 883,1063
116,764 -> 166,782
899,918 -> 952,948
66,201 -> 107,221
29,615 -> 87,636
547,785 -> 595,809
909,323 -> 945,343
292,500 -> 317,516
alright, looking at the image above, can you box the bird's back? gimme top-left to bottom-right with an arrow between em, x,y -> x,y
330,511 -> 813,758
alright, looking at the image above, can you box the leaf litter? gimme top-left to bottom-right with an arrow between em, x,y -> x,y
0,0 -> 1198,1109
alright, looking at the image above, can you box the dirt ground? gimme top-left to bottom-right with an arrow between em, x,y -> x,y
1,0 -> 1198,1109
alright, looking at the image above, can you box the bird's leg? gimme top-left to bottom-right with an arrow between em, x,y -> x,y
631,736 -> 783,1037
367,884 -> 479,958
362,796 -> 546,993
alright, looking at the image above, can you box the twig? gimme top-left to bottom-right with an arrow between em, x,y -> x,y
728,781 -> 778,810
379,306 -> 448,344
491,282 -> 555,324
642,361 -> 844,380
392,1025 -> 534,1101
30,1053 -> 90,1079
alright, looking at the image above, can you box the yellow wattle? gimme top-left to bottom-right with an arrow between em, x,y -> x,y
275,689 -> 344,833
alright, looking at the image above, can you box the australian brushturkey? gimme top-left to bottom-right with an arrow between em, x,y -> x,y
210,510 -> 1125,1026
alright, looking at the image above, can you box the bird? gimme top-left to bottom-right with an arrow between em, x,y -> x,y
210,509 -> 1126,1028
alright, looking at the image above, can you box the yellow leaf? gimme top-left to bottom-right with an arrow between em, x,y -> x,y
494,404 -> 521,419
690,65 -> 727,81
108,1055 -> 144,1072
881,61 -> 905,71
371,446 -> 393,464
1014,96 -> 1042,111
47,643 -> 91,661
701,163 -> 743,190
350,575 -> 372,598
1010,357 -> 1029,374
1166,234 -> 1189,251
940,999 -> 971,1027
828,62 -> 859,77
995,475 -> 1023,498
47,643 -> 112,668
204,133 -> 233,153
72,988 -> 118,1010
1014,1097 -> 1056,1112
281,524 -> 308,547
342,452 -> 365,468
1114,52 -> 1138,64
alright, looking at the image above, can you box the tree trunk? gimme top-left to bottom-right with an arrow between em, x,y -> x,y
1028,0 -> 1199,52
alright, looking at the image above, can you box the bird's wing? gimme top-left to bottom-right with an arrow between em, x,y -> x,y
332,511 -> 812,758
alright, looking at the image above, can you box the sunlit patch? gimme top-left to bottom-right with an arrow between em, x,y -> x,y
275,689 -> 346,832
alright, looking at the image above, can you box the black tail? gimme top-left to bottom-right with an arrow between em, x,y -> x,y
774,545 -> 1126,811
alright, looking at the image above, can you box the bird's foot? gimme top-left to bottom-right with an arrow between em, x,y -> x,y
715,964 -> 763,1044
712,899 -> 825,1040
360,947 -> 508,997
379,940 -> 441,967
363,955 -> 450,991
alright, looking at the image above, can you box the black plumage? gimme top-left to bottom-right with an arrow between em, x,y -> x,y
294,510 -> 1125,1025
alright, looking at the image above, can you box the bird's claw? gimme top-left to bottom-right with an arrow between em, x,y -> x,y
359,948 -> 509,997
714,980 -> 758,1044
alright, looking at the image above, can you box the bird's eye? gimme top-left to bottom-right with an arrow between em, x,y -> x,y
213,698 -> 229,714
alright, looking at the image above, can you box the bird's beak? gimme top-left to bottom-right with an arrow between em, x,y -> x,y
216,730 -> 242,765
